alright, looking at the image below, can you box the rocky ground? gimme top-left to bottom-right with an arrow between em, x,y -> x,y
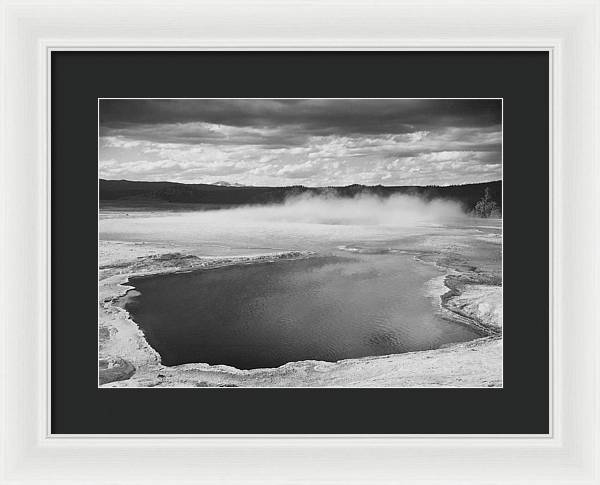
98,229 -> 503,388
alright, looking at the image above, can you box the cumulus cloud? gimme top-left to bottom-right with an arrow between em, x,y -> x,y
99,99 -> 502,186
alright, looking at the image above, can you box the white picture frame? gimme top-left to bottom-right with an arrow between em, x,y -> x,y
1,0 -> 599,483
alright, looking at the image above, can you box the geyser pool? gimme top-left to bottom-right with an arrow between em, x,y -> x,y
119,253 -> 481,370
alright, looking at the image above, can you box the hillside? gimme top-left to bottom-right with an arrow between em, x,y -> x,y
99,179 -> 502,212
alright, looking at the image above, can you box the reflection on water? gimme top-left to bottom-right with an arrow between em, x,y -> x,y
121,254 -> 481,369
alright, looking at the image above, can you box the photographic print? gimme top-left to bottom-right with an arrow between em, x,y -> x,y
98,98 -> 502,388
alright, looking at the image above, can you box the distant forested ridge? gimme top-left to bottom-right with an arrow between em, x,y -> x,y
99,179 -> 502,213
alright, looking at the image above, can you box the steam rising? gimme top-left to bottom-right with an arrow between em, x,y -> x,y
216,193 -> 466,227
101,194 -> 469,251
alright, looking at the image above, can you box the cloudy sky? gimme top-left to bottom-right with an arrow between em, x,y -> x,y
99,99 -> 502,187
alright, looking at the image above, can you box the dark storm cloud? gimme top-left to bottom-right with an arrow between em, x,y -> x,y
100,99 -> 501,137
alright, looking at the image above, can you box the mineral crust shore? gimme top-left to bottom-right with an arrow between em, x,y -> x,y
99,239 -> 502,388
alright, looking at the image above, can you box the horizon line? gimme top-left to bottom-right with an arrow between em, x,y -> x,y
98,178 -> 502,189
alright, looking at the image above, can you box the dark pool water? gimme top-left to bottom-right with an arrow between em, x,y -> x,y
120,255 -> 481,369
